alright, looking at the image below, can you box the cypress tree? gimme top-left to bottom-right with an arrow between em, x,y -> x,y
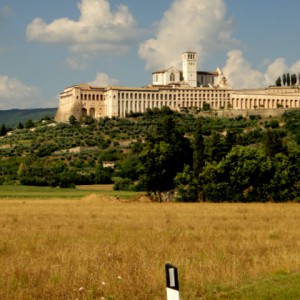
193,118 -> 205,201
0,124 -> 7,136
291,74 -> 297,86
287,73 -> 291,86
283,74 -> 287,86
276,77 -> 282,86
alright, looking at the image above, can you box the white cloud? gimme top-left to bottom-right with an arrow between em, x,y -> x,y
223,50 -> 265,89
264,58 -> 288,86
223,51 -> 300,89
290,61 -> 300,75
89,73 -> 119,86
139,0 -> 237,71
0,75 -> 41,109
26,0 -> 139,57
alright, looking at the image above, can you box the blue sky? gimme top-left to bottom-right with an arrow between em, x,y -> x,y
1,0 -> 300,109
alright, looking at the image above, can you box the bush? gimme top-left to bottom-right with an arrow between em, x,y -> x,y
113,177 -> 134,191
249,115 -> 262,121
269,119 -> 279,129
20,176 -> 49,186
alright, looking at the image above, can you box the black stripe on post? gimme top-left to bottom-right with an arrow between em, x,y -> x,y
165,263 -> 179,291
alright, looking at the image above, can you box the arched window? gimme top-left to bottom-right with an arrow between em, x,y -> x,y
170,73 -> 175,82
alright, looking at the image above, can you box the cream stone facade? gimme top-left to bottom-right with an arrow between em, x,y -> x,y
55,51 -> 300,122
231,86 -> 300,109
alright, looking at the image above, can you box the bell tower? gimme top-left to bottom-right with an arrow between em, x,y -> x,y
182,51 -> 197,87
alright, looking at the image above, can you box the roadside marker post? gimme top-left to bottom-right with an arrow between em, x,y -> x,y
165,263 -> 180,300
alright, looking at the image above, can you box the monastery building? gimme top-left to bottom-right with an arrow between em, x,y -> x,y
55,51 -> 300,122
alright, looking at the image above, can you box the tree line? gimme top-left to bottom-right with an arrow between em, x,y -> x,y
139,111 -> 300,202
276,73 -> 300,86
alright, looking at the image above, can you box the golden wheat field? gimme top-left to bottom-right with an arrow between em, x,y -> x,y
0,193 -> 300,299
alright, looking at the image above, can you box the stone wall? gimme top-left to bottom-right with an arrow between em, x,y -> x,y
215,108 -> 287,118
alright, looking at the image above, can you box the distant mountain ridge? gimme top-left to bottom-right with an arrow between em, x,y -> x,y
0,108 -> 57,127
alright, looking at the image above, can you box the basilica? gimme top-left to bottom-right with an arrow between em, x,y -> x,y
55,51 -> 300,122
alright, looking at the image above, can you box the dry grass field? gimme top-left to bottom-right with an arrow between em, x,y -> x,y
0,191 -> 300,299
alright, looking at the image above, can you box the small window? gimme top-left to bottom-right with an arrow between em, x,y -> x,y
170,73 -> 175,82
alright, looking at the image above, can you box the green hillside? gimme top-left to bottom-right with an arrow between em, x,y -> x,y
0,108 -> 57,127
1,107 -> 300,202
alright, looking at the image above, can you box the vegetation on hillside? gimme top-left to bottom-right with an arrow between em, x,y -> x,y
1,107 -> 300,202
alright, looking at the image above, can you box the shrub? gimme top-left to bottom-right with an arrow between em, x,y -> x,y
113,177 -> 134,191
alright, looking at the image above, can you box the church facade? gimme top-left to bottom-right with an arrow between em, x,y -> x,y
55,51 -> 300,122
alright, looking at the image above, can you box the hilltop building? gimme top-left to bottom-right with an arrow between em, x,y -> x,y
55,51 -> 300,122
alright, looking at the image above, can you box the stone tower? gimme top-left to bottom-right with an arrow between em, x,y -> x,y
182,51 -> 197,87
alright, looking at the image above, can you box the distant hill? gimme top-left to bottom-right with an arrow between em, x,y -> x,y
0,108 -> 57,128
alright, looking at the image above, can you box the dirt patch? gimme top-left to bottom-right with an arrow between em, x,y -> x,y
80,193 -> 119,203
80,193 -> 154,204
131,194 -> 153,203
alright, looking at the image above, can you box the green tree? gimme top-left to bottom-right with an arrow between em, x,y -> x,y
192,118 -> 205,200
0,124 -> 7,136
264,129 -> 287,157
82,115 -> 95,125
113,177 -> 134,191
287,73 -> 291,86
276,76 -> 282,86
174,165 -> 198,201
201,146 -> 273,202
116,155 -> 142,181
291,74 -> 297,86
283,110 -> 300,134
283,74 -> 287,86
69,115 -> 77,125
17,122 -> 24,129
25,119 -> 34,129
139,115 -> 192,201
139,141 -> 174,201
207,132 -> 228,162
130,141 -> 144,154
57,170 -> 76,188
94,166 -> 113,184
269,153 -> 300,201
225,130 -> 238,151
269,119 -> 279,129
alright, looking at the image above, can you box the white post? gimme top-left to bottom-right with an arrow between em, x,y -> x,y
165,263 -> 180,300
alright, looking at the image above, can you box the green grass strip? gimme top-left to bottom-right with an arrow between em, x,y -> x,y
205,272 -> 300,299
0,185 -> 140,200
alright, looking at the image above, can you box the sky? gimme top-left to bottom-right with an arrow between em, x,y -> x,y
1,0 -> 300,110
